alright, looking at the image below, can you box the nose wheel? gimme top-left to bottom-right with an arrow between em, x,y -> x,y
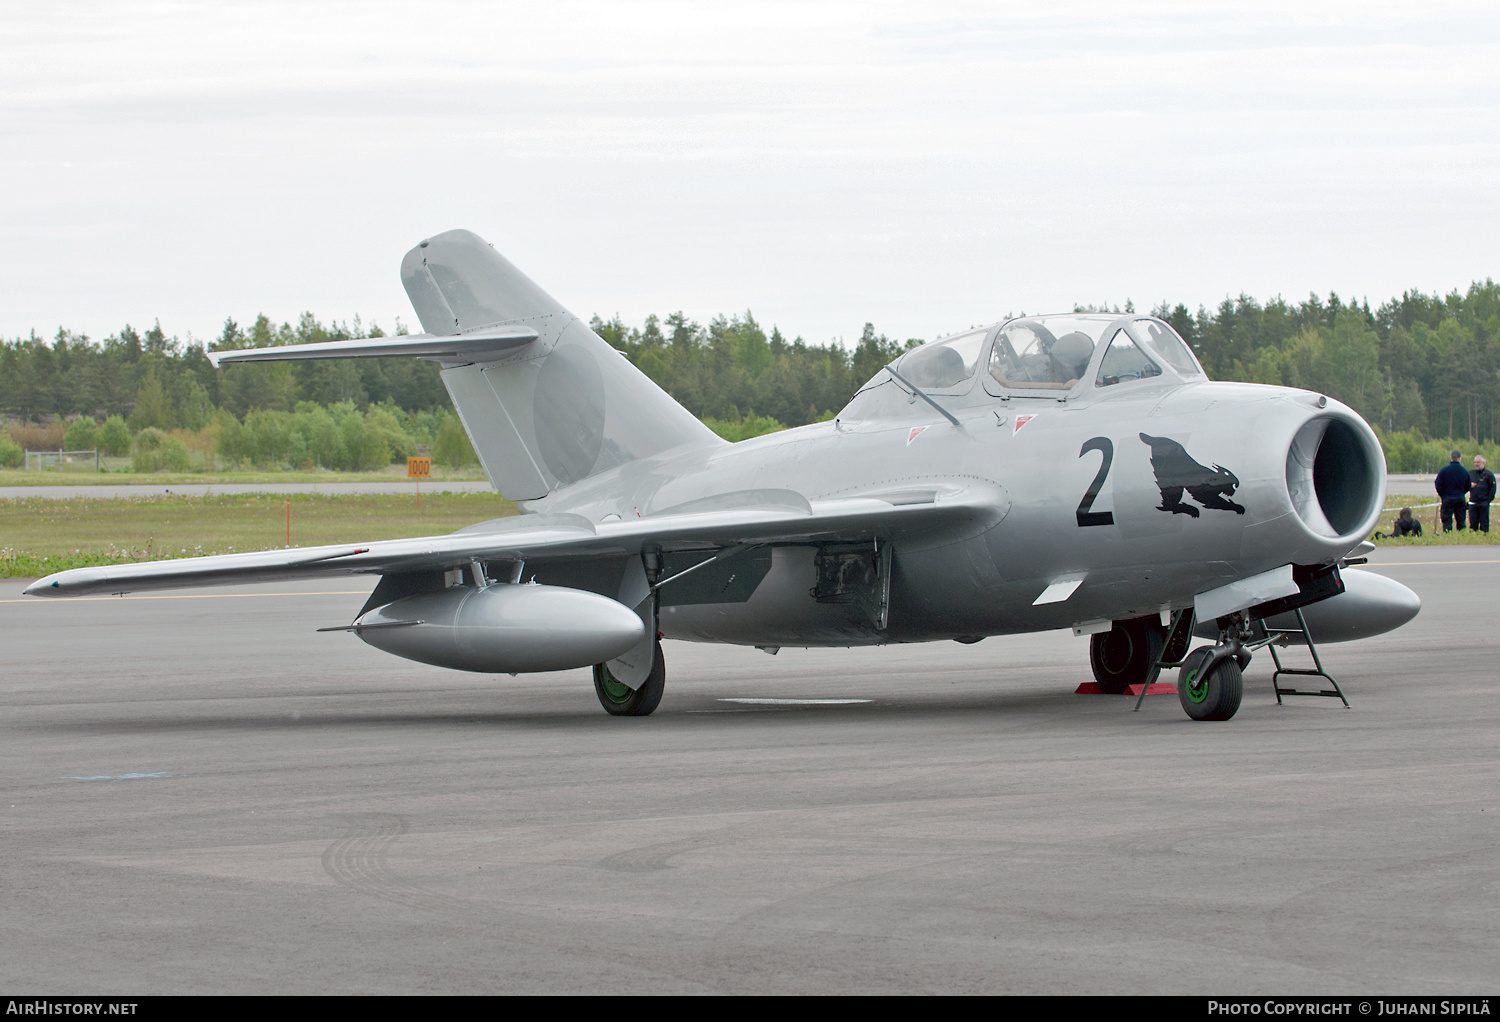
593,639 -> 666,716
1124,609 -> 1249,721
1177,646 -> 1244,721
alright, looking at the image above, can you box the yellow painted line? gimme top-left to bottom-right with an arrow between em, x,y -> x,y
0,591 -> 369,603
1360,559 -> 1500,567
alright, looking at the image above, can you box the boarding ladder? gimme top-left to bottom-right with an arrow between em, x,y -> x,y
1262,606 -> 1349,707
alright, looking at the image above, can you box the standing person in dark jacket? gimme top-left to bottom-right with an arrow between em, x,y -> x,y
1470,455 -> 1496,533
1435,450 -> 1471,532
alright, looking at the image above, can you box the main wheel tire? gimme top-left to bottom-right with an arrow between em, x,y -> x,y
1177,646 -> 1243,721
593,640 -> 665,717
1089,617 -> 1166,694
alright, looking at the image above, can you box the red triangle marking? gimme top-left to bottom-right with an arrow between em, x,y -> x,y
1013,414 -> 1036,434
906,426 -> 928,445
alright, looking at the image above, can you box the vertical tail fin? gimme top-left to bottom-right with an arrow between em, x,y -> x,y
402,229 -> 721,501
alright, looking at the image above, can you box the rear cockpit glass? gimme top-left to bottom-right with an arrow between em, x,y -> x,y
1132,319 -> 1202,376
895,329 -> 987,389
988,317 -> 1112,391
1096,330 -> 1162,387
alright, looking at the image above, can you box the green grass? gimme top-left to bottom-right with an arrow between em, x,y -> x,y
0,492 -> 518,578
0,465 -> 489,486
1370,492 -> 1495,545
1367,528 -> 1498,546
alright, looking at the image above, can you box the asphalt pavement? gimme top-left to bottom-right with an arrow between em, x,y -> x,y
0,545 -> 1495,993
1386,474 -> 1446,498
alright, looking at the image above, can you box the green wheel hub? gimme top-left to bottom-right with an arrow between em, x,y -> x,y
598,669 -> 634,704
1176,645 -> 1244,722
1184,664 -> 1210,704
593,639 -> 666,717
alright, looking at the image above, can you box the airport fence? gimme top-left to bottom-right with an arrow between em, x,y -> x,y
24,449 -> 101,472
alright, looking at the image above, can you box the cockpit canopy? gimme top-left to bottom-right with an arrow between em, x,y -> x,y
843,313 -> 1203,420
895,328 -> 988,389
895,314 -> 1200,394
984,314 -> 1203,393
989,315 -> 1115,391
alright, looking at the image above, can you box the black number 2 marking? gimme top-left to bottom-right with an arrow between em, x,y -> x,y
1076,437 -> 1115,527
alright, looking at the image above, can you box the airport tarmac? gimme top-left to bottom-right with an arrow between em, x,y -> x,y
1,546 -> 1495,994
1386,474 -> 1449,498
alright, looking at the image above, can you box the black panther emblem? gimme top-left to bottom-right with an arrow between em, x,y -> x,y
1138,433 -> 1245,517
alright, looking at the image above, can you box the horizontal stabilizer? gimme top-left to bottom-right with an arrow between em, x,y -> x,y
206,326 -> 539,368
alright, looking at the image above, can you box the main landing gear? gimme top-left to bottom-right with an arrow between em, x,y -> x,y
593,639 -> 666,716
1089,616 -> 1167,694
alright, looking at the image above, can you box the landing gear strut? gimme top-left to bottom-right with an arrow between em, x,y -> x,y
1128,608 -> 1250,721
593,639 -> 666,716
1089,616 -> 1166,694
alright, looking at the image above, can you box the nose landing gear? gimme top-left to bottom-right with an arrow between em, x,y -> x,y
1177,646 -> 1246,721
1124,608 -> 1252,721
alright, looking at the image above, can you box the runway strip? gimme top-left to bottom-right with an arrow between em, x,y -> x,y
1358,557 -> 1500,566
1,544 -> 1495,994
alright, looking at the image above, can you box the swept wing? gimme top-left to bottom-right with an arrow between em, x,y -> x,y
25,484 -> 1005,598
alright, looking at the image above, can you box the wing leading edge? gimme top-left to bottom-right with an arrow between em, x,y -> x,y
24,484 -> 1008,598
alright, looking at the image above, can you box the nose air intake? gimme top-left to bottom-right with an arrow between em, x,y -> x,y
1286,414 -> 1384,541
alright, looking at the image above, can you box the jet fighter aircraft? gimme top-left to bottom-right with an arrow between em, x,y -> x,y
27,229 -> 1421,721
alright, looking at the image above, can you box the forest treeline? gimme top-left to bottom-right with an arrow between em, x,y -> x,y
1,279 -> 1498,473
0,316 -> 474,472
1154,281 -> 1500,441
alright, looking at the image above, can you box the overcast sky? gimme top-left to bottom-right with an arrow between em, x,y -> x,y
3,0 -> 1497,348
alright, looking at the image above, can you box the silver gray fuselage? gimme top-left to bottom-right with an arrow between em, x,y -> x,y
529,375 -> 1385,647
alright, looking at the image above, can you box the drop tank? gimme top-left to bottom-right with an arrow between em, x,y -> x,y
355,583 -> 645,674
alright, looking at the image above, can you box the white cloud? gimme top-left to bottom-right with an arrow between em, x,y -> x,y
1,0 -> 1496,345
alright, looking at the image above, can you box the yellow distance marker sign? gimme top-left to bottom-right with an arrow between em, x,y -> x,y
407,457 -> 431,479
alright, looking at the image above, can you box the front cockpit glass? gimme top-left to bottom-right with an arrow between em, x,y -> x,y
1131,319 -> 1202,377
895,329 -> 987,390
1095,330 -> 1162,387
988,316 -> 1112,391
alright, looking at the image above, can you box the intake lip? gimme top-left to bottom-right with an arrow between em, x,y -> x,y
1285,412 -> 1385,544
